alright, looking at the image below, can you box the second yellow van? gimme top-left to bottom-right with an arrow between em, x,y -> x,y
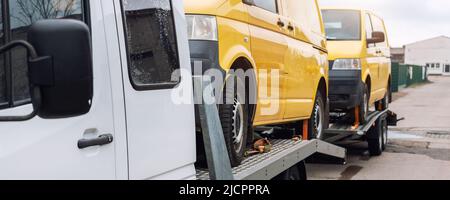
321,8 -> 391,123
185,0 -> 329,166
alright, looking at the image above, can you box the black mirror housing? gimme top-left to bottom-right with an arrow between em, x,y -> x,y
367,31 -> 386,44
28,19 -> 93,119
242,0 -> 255,6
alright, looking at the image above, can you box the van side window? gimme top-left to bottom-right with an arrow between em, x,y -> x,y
371,15 -> 388,47
253,0 -> 278,13
285,0 -> 321,33
122,0 -> 180,90
0,0 -> 86,110
365,14 -> 375,48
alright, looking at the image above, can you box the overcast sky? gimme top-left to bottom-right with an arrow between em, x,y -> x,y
320,0 -> 450,47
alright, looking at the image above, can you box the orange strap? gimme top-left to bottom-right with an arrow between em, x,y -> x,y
303,120 -> 309,141
353,106 -> 360,129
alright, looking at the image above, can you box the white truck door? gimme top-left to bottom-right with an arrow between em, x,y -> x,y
0,0 -> 116,179
114,0 -> 197,179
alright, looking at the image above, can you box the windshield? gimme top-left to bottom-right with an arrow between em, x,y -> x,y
322,10 -> 361,41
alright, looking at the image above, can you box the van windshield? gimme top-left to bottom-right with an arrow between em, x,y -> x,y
322,10 -> 361,41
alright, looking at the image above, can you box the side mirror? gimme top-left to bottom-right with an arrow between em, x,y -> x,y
0,19 -> 93,121
28,19 -> 93,119
367,31 -> 385,44
242,0 -> 255,6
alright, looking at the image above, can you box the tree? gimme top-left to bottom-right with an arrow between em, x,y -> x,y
11,0 -> 80,27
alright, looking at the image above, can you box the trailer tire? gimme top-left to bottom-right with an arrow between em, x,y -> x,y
381,118 -> 388,151
367,118 -> 385,156
272,161 -> 307,180
219,74 -> 249,167
309,92 -> 326,140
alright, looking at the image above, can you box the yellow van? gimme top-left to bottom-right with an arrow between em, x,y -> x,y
321,8 -> 391,123
185,0 -> 329,166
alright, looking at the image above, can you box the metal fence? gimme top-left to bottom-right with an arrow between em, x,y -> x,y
391,63 -> 427,93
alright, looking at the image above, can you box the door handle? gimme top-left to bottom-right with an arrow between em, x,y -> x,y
78,134 -> 114,149
277,20 -> 285,28
287,24 -> 294,31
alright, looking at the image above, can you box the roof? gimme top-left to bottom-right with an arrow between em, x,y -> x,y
405,36 -> 450,47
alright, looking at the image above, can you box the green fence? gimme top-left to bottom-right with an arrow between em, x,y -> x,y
391,63 -> 427,93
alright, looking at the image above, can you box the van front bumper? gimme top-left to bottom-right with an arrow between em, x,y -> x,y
328,70 -> 364,111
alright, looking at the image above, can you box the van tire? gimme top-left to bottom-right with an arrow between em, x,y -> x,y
308,92 -> 326,140
219,74 -> 249,167
375,86 -> 390,111
351,84 -> 369,124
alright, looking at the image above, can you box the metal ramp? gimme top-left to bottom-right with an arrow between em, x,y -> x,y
193,76 -> 347,180
197,139 -> 346,180
324,110 -> 389,143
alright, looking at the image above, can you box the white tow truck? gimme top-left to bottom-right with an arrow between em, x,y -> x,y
0,0 -> 396,180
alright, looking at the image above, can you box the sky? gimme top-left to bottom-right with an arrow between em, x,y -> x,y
320,0 -> 450,47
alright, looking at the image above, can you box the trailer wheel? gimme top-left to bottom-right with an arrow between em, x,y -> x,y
381,118 -> 388,151
309,92 -> 326,140
220,74 -> 249,167
272,161 -> 307,180
367,118 -> 384,156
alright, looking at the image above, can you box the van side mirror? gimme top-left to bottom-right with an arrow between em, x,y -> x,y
242,0 -> 255,6
28,19 -> 93,119
0,19 -> 93,121
367,31 -> 385,44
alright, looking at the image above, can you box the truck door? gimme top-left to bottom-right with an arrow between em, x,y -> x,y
115,0 -> 196,180
0,0 -> 116,179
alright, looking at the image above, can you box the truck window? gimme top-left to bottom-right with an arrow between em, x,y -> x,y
0,0 -> 86,110
284,0 -> 321,34
371,15 -> 388,47
322,10 -> 361,41
253,0 -> 278,13
365,14 -> 375,48
122,0 -> 180,90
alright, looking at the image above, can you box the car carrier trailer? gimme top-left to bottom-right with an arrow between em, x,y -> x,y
193,76 -> 399,180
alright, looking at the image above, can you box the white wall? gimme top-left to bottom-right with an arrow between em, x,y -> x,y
404,36 -> 450,75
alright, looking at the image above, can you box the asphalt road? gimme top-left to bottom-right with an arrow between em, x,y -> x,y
307,76 -> 450,180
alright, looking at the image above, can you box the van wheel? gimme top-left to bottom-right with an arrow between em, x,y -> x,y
352,84 -> 369,124
368,118 -> 385,156
375,86 -> 390,110
308,92 -> 326,140
272,161 -> 307,180
219,75 -> 249,167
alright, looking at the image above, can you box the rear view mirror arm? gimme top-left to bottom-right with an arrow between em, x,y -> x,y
0,40 -> 52,121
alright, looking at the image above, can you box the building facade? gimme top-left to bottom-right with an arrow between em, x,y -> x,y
404,36 -> 450,75
391,47 -> 405,64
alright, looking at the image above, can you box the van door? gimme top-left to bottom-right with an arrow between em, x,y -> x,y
115,0 -> 196,180
372,15 -> 391,96
281,0 -> 326,119
245,0 -> 288,124
364,13 -> 380,101
0,0 -> 116,180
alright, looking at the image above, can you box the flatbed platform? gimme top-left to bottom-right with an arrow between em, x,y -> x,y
197,139 -> 346,180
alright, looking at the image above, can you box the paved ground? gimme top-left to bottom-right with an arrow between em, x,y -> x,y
307,76 -> 450,180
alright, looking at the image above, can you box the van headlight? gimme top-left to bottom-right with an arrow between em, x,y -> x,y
186,15 -> 218,41
332,59 -> 362,70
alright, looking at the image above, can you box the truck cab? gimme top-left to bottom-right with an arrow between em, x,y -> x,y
0,0 -> 196,180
